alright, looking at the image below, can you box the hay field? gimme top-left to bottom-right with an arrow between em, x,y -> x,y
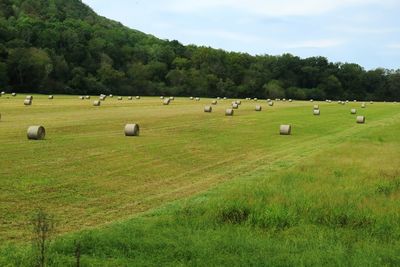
1,95 -> 399,265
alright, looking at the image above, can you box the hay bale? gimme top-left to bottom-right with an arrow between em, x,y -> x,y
48,95 -> 53,99
190,97 -> 194,100
160,96 -> 164,99
12,93 -> 16,97
280,125 -> 291,135
195,97 -> 200,101
86,96 -> 90,99
313,105 -> 319,110
99,96 -> 106,101
357,116 -> 365,124
1,91 -> 4,95
27,126 -> 46,140
289,99 -> 293,102
232,103 -> 239,109
266,99 -> 271,102
163,98 -> 171,105
128,96 -> 133,100
212,100 -> 218,105
136,96 -> 140,100
361,103 -> 366,108
255,105 -> 262,111
24,99 -> 32,106
93,100 -> 101,106
282,98 -> 286,102
124,124 -> 140,136
268,101 -> 274,106
254,98 -> 258,101
26,95 -> 33,100
351,108 -> 357,114
169,96 -> 175,100
236,100 -> 242,105
370,101 -> 373,104
109,94 -> 113,98
79,96 -> 84,100
310,99 -> 314,102
225,109 -> 234,116
118,96 -> 123,100
313,109 -> 320,116
204,106 -> 212,113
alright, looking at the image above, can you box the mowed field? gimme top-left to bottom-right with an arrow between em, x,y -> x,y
1,95 -> 400,266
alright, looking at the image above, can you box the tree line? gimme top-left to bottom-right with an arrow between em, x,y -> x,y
0,0 -> 399,100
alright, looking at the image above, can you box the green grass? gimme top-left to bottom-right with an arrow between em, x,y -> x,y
1,95 -> 399,266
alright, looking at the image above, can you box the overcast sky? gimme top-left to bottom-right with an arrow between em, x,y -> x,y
82,0 -> 400,70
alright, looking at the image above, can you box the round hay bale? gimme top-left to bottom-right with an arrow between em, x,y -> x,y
370,101 -> 373,104
217,97 -> 221,100
204,106 -> 212,113
232,103 -> 239,109
163,98 -> 171,105
313,109 -> 320,116
212,100 -> 218,105
136,96 -> 140,100
128,96 -> 133,100
26,95 -> 33,100
12,93 -> 16,97
1,91 -> 5,95
266,99 -> 271,102
310,99 -> 314,102
280,125 -> 292,135
124,124 -> 140,136
93,100 -> 101,106
313,105 -> 319,110
160,96 -> 164,99
169,96 -> 175,100
223,97 -> 227,100
353,100 -> 357,102
289,99 -> 293,102
118,96 -> 123,100
109,94 -> 113,98
85,96 -> 90,99
255,105 -> 262,111
195,97 -> 200,101
99,96 -> 106,101
27,126 -> 46,140
225,109 -> 234,116
282,98 -> 286,102
79,96 -> 85,100
361,103 -> 366,108
268,101 -> 274,106
236,100 -> 241,105
190,97 -> 194,100
351,108 -> 357,114
357,116 -> 365,124
48,95 -> 53,99
24,99 -> 32,106
254,98 -> 258,101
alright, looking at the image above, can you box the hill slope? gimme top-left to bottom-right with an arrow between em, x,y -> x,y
0,0 -> 399,100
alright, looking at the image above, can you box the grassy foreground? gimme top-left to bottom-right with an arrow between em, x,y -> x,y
0,95 -> 399,266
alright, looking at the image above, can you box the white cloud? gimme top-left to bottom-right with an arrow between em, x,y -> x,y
167,0 -> 393,17
286,39 -> 345,49
386,44 -> 400,49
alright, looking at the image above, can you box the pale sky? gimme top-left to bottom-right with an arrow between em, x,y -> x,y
82,0 -> 400,70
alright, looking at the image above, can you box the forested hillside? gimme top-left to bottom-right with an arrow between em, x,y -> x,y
0,0 -> 399,100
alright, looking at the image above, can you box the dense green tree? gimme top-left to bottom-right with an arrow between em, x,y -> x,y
0,0 -> 397,100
